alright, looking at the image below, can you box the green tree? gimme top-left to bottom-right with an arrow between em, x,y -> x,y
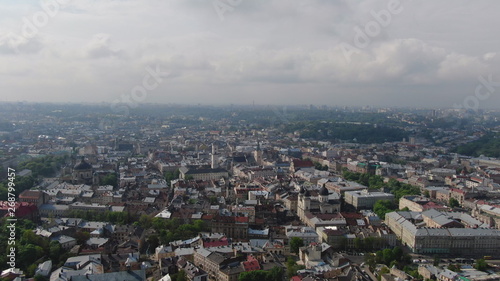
238,270 -> 270,281
378,267 -> 390,281
286,257 -> 305,279
290,237 -> 304,254
373,200 -> 397,219
382,248 -> 395,265
101,173 -> 117,187
268,266 -> 284,281
354,237 -> 364,250
34,275 -> 49,281
433,255 -> 441,266
74,231 -> 90,244
147,234 -> 160,250
392,246 -> 403,262
475,259 -> 488,271
448,264 -> 461,272
172,269 -> 187,281
449,198 -> 460,208
209,196 -> 218,205
49,241 -> 62,263
138,214 -> 152,228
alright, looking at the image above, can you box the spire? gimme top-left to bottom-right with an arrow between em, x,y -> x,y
211,143 -> 218,169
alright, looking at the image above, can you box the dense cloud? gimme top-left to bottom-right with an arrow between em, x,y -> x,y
0,0 -> 499,108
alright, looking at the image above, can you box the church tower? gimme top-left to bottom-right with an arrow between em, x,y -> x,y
211,143 -> 218,169
254,141 -> 263,166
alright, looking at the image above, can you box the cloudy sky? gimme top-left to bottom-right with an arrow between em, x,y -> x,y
1,0 -> 499,108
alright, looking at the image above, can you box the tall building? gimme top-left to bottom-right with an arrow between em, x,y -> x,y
344,190 -> 394,210
386,210 -> 500,255
211,143 -> 218,169
253,141 -> 263,166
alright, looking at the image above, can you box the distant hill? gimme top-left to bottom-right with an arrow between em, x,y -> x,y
452,133 -> 500,158
282,121 -> 408,143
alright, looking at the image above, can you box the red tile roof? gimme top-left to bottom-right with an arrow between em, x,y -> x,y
203,238 -> 229,248
242,256 -> 261,271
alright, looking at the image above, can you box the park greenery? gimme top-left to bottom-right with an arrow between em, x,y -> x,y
164,169 -> 181,185
283,121 -> 408,143
169,270 -> 187,281
100,173 -> 118,187
17,155 -> 69,178
0,155 -> 70,200
290,237 -> 304,254
365,246 -> 412,272
0,218 -> 69,277
286,257 -> 306,279
449,198 -> 460,208
142,216 -> 209,249
313,161 -> 329,171
66,210 -> 132,225
342,171 -> 421,200
0,175 -> 35,200
452,133 -> 500,158
474,259 -> 489,271
373,200 -> 397,219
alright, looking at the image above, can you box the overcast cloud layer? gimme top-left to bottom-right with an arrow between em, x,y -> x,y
0,0 -> 499,108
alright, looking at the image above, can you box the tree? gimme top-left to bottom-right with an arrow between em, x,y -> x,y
138,214 -> 152,228
286,257 -> 305,279
449,198 -> 460,208
378,267 -> 390,281
365,253 -> 377,271
373,200 -> 397,219
354,237 -> 363,250
382,248 -> 395,265
268,266 -> 284,281
101,173 -> 117,187
171,270 -> 187,281
49,241 -> 63,263
290,237 -> 304,254
209,196 -> 218,205
147,234 -> 159,250
433,255 -> 441,266
392,246 -> 403,262
448,264 -> 461,272
74,231 -> 90,244
34,275 -> 49,281
475,259 -> 488,271
238,270 -> 269,281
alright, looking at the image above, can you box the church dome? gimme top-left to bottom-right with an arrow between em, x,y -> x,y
319,185 -> 329,196
304,189 -> 311,197
74,158 -> 92,170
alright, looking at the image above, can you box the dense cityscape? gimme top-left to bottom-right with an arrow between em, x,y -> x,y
2,103 -> 500,281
